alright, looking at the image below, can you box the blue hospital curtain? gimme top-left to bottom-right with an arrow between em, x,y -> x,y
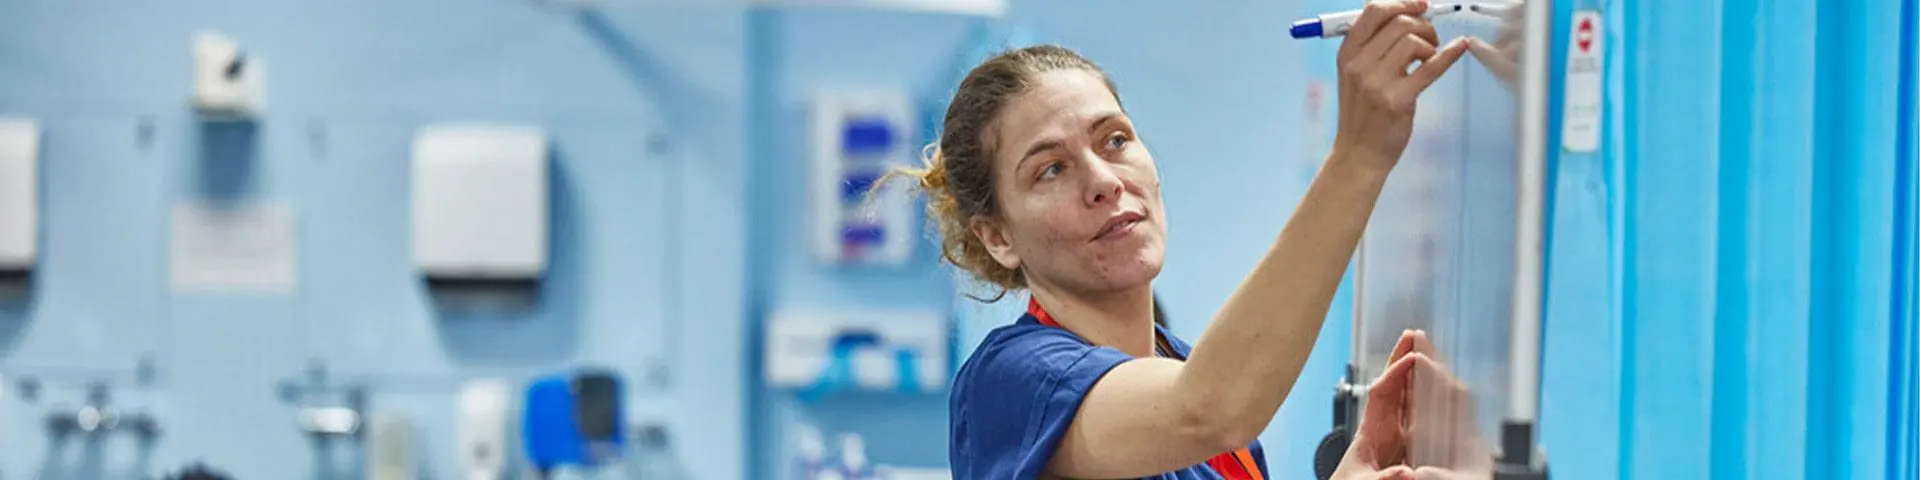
1894,0 -> 1920,477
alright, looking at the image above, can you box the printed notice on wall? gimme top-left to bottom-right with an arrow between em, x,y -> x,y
1561,10 -> 1604,153
171,201 -> 298,294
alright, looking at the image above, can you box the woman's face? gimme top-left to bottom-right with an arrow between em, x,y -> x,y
970,69 -> 1168,295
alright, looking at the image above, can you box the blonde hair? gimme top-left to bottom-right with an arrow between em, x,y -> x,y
877,44 -> 1120,302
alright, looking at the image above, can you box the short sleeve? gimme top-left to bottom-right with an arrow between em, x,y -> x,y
949,324 -> 1136,480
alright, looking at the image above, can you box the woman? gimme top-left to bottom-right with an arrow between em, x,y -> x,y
895,1 -> 1472,478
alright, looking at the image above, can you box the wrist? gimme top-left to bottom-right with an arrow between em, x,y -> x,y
1324,143 -> 1396,179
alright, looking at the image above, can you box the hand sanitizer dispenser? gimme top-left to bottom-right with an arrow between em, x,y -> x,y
411,124 -> 549,292
459,379 -> 513,480
367,412 -> 418,480
0,118 -> 38,279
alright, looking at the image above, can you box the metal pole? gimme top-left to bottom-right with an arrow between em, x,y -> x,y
1508,0 -> 1552,430
1497,0 -> 1554,477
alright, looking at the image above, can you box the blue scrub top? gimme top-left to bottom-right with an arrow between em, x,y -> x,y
948,311 -> 1271,479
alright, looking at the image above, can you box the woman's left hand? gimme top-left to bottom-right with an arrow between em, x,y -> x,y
1401,334 -> 1492,477
1328,331 -> 1425,479
1331,331 -> 1492,480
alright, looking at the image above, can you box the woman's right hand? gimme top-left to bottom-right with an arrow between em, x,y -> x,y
1331,0 -> 1470,169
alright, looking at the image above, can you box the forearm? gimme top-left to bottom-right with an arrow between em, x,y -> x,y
1177,148 -> 1394,440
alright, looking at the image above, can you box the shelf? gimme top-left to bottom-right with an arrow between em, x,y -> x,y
536,0 -> 1007,18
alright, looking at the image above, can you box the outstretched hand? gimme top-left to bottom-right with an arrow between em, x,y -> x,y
1330,330 -> 1491,480
1332,0 -> 1471,168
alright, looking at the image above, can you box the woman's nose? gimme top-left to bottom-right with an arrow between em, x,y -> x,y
1084,159 -> 1125,207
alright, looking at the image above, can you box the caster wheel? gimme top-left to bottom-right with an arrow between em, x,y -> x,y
1314,426 -> 1352,480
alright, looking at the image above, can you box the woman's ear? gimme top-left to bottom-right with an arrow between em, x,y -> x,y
969,215 -> 1022,271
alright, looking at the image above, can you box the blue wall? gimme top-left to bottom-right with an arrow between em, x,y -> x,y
2,0 -> 1916,479
0,1 -> 750,478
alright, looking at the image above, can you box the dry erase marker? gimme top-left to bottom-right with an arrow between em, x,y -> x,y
1289,3 -> 1466,39
1468,1 -> 1523,19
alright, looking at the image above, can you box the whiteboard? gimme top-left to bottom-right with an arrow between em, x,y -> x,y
1350,0 -> 1541,471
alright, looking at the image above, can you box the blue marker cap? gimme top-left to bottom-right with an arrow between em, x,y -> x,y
1289,18 -> 1322,39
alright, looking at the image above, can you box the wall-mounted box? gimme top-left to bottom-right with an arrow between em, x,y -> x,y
0,118 -> 40,276
411,124 -> 550,287
810,89 -> 918,268
192,32 -> 265,119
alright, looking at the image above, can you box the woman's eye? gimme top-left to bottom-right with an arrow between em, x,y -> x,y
1106,132 -> 1131,150
1039,162 -> 1066,179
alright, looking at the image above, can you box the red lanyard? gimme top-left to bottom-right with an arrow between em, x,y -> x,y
1025,298 -> 1266,480
1027,297 -> 1062,327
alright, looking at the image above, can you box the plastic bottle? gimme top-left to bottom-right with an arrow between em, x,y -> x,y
796,425 -> 829,480
838,433 -> 872,480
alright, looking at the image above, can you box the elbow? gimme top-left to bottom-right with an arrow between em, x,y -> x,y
1175,400 -> 1264,454
1207,421 -> 1265,454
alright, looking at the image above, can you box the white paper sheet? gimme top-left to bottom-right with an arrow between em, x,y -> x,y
170,200 -> 299,294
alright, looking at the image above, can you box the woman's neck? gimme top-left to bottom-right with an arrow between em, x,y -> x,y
1030,284 -> 1158,357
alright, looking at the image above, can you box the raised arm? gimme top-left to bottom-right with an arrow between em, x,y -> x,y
1044,1 -> 1471,477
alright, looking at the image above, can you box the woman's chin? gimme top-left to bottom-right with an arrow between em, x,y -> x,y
1093,255 -> 1164,287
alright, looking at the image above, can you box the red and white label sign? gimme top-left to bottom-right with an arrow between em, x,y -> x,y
1562,11 -> 1605,153
1576,16 -> 1595,53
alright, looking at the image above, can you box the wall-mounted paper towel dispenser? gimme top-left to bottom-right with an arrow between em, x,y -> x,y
0,117 -> 40,279
411,124 -> 549,292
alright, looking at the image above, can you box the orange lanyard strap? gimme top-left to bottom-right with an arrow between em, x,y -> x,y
1025,298 -> 1265,480
1230,449 -> 1266,480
